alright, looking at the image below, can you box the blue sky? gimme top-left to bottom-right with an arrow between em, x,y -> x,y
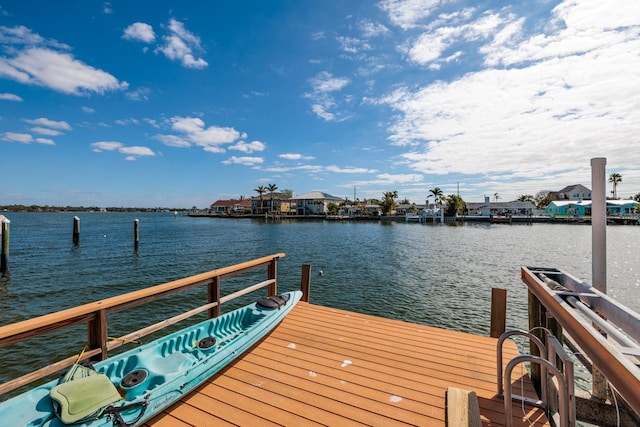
1,1 -> 639,208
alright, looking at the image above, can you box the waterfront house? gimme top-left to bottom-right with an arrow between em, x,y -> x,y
251,192 -> 292,214
544,200 -> 638,216
210,198 -> 252,214
338,203 -> 383,217
607,199 -> 639,215
544,200 -> 591,216
395,203 -> 421,216
466,196 -> 535,216
289,191 -> 344,215
550,184 -> 592,201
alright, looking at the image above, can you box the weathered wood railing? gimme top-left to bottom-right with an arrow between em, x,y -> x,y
0,253 -> 290,396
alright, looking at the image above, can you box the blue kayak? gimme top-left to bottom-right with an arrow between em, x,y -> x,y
0,291 -> 302,426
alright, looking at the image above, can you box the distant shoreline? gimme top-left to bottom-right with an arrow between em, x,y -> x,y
185,212 -> 640,225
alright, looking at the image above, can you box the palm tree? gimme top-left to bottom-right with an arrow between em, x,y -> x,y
381,191 -> 398,215
609,173 -> 622,199
267,183 -> 278,212
428,187 -> 444,209
253,185 -> 266,214
445,194 -> 466,216
493,192 -> 500,203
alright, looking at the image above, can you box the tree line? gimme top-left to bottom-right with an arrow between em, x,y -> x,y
248,172 -> 635,216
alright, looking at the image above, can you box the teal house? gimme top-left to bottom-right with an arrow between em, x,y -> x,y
545,200 -> 638,216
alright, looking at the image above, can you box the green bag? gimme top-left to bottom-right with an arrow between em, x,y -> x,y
50,372 -> 122,424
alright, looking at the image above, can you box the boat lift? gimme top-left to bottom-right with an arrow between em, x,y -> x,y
498,266 -> 640,426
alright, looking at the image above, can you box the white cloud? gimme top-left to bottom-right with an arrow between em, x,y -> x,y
115,118 -> 140,126
378,0 -> 444,30
229,140 -> 266,153
222,156 -> 264,166
154,134 -> 190,148
122,23 -> 155,43
120,146 -> 155,157
82,106 -> 95,113
359,20 -> 390,38
126,87 -> 151,101
35,137 -> 55,145
308,71 -> 350,93
91,141 -> 155,160
24,117 -> 71,130
279,153 -> 315,161
0,92 -> 22,101
325,165 -> 378,174
305,71 -> 351,121
156,19 -> 207,69
0,47 -> 128,95
157,116 -> 242,152
336,36 -> 371,54
406,11 -> 511,66
30,127 -> 61,136
377,0 -> 640,190
91,141 -> 123,152
345,173 -> 424,187
2,132 -> 32,143
0,25 -> 69,50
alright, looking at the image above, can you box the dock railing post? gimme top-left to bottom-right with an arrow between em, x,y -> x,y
1,216 -> 9,275
87,309 -> 109,361
208,277 -> 220,319
267,258 -> 277,296
300,264 -> 312,302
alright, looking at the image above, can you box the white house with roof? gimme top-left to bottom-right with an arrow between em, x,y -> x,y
551,184 -> 592,201
289,191 -> 344,215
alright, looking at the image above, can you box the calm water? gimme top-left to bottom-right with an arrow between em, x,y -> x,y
1,212 -> 639,387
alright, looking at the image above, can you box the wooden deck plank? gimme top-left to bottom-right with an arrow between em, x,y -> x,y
148,302 -> 549,427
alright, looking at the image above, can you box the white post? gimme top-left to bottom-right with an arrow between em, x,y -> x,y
590,157 -> 609,401
591,157 -> 607,293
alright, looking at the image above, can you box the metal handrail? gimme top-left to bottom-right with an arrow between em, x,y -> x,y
504,355 -> 570,427
497,329 -> 547,404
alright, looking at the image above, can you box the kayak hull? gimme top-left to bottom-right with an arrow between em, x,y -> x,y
0,291 -> 302,426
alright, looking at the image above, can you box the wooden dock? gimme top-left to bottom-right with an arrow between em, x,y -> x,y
145,302 -> 548,427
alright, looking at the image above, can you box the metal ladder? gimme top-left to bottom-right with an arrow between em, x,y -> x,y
497,329 -> 576,427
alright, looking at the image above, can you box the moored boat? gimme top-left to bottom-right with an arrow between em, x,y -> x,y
0,290 -> 302,427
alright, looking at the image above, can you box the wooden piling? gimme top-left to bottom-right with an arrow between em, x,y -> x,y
134,219 -> 139,250
300,263 -> 312,302
1,216 -> 9,275
489,288 -> 507,338
72,216 -> 80,244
